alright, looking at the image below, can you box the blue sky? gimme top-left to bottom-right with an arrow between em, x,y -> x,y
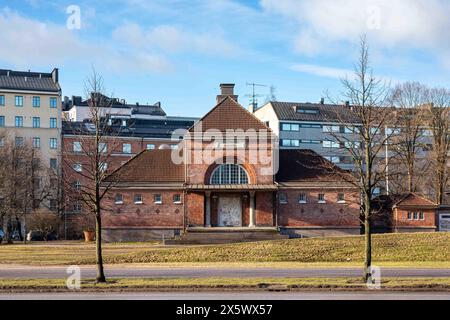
1,0 -> 449,116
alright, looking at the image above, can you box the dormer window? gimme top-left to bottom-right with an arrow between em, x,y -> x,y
295,106 -> 319,114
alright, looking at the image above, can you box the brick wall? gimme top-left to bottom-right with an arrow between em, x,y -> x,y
256,192 -> 275,226
186,192 -> 204,226
278,189 -> 360,227
394,208 -> 436,231
102,189 -> 184,228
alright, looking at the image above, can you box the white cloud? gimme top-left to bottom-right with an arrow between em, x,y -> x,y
261,0 -> 450,66
0,9 -> 171,74
291,63 -> 351,79
112,23 -> 240,57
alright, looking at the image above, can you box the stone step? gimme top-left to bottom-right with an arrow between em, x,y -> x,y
165,228 -> 289,244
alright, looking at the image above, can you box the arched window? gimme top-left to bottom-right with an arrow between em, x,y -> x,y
210,164 -> 249,185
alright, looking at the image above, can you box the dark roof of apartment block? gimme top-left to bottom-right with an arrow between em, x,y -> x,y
275,149 -> 353,183
267,101 -> 360,123
0,69 -> 60,92
62,117 -> 196,139
105,149 -> 184,183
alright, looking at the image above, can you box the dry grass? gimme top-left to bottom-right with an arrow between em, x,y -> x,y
0,233 -> 449,266
91,232 -> 450,265
1,277 -> 450,292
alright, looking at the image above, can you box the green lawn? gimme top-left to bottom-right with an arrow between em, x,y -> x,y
0,232 -> 449,266
1,277 -> 450,292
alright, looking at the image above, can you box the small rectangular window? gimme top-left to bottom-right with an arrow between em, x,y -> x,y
0,95 -> 5,106
318,193 -> 326,203
49,200 -> 58,211
298,193 -> 306,203
413,212 -> 418,220
73,181 -> 81,191
50,97 -> 57,108
98,142 -> 107,153
32,96 -> 40,108
279,193 -> 287,204
407,212 -> 413,220
173,194 -> 181,204
154,194 -> 162,204
99,162 -> 107,172
337,193 -> 345,203
73,201 -> 82,212
115,194 -> 123,204
15,96 -> 23,107
50,158 -> 57,169
33,137 -> 40,149
123,143 -> 131,154
146,144 -> 155,150
15,116 -> 23,127
134,194 -> 143,204
15,137 -> 24,146
419,212 -> 424,220
32,117 -> 40,128
50,118 -> 57,128
50,138 -> 57,149
73,163 -> 82,172
73,141 -> 82,152
0,116 -> 5,127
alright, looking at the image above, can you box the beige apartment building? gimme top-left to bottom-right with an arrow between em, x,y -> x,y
0,69 -> 61,170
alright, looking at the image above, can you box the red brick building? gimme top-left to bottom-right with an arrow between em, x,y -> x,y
372,193 -> 439,233
98,84 -> 362,242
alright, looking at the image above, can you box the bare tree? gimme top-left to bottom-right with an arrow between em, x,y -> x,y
425,88 -> 450,205
324,36 -> 395,281
62,70 -> 123,282
0,137 -> 55,243
389,82 -> 429,193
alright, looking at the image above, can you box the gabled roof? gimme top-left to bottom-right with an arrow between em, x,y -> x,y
105,149 -> 184,183
275,149 -> 353,183
0,69 -> 60,92
372,193 -> 438,211
264,101 -> 359,123
190,96 -> 270,132
393,193 -> 438,208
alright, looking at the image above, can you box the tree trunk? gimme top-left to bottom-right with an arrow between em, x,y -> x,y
363,210 -> 372,282
95,213 -> 106,283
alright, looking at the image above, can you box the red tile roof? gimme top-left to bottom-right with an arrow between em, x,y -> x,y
105,149 -> 184,183
189,96 -> 270,133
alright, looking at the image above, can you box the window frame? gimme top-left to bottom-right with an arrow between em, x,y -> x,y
298,193 -> 307,204
49,97 -> 57,108
32,117 -> 40,128
154,194 -> 162,204
173,194 -> 182,204
134,194 -> 143,204
15,116 -> 23,127
32,96 -> 40,108
49,138 -> 57,149
115,193 -> 124,205
337,193 -> 346,203
123,143 -> 132,154
318,193 -> 326,203
210,164 -> 250,185
279,193 -> 288,204
50,117 -> 57,128
0,116 -> 5,127
32,137 -> 40,149
15,96 -> 23,107
0,95 -> 5,106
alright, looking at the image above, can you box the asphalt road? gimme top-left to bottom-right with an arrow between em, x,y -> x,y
0,266 -> 449,279
1,291 -> 450,300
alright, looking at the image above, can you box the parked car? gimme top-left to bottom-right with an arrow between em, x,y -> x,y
26,230 -> 58,241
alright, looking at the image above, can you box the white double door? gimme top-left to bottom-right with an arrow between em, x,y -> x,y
218,196 -> 242,227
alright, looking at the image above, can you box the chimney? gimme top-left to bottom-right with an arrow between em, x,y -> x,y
320,98 -> 325,104
248,103 -> 255,113
51,68 -> 59,84
345,101 -> 350,107
217,83 -> 238,104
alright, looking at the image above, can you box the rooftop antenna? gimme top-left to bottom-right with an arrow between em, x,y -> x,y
245,82 -> 267,111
